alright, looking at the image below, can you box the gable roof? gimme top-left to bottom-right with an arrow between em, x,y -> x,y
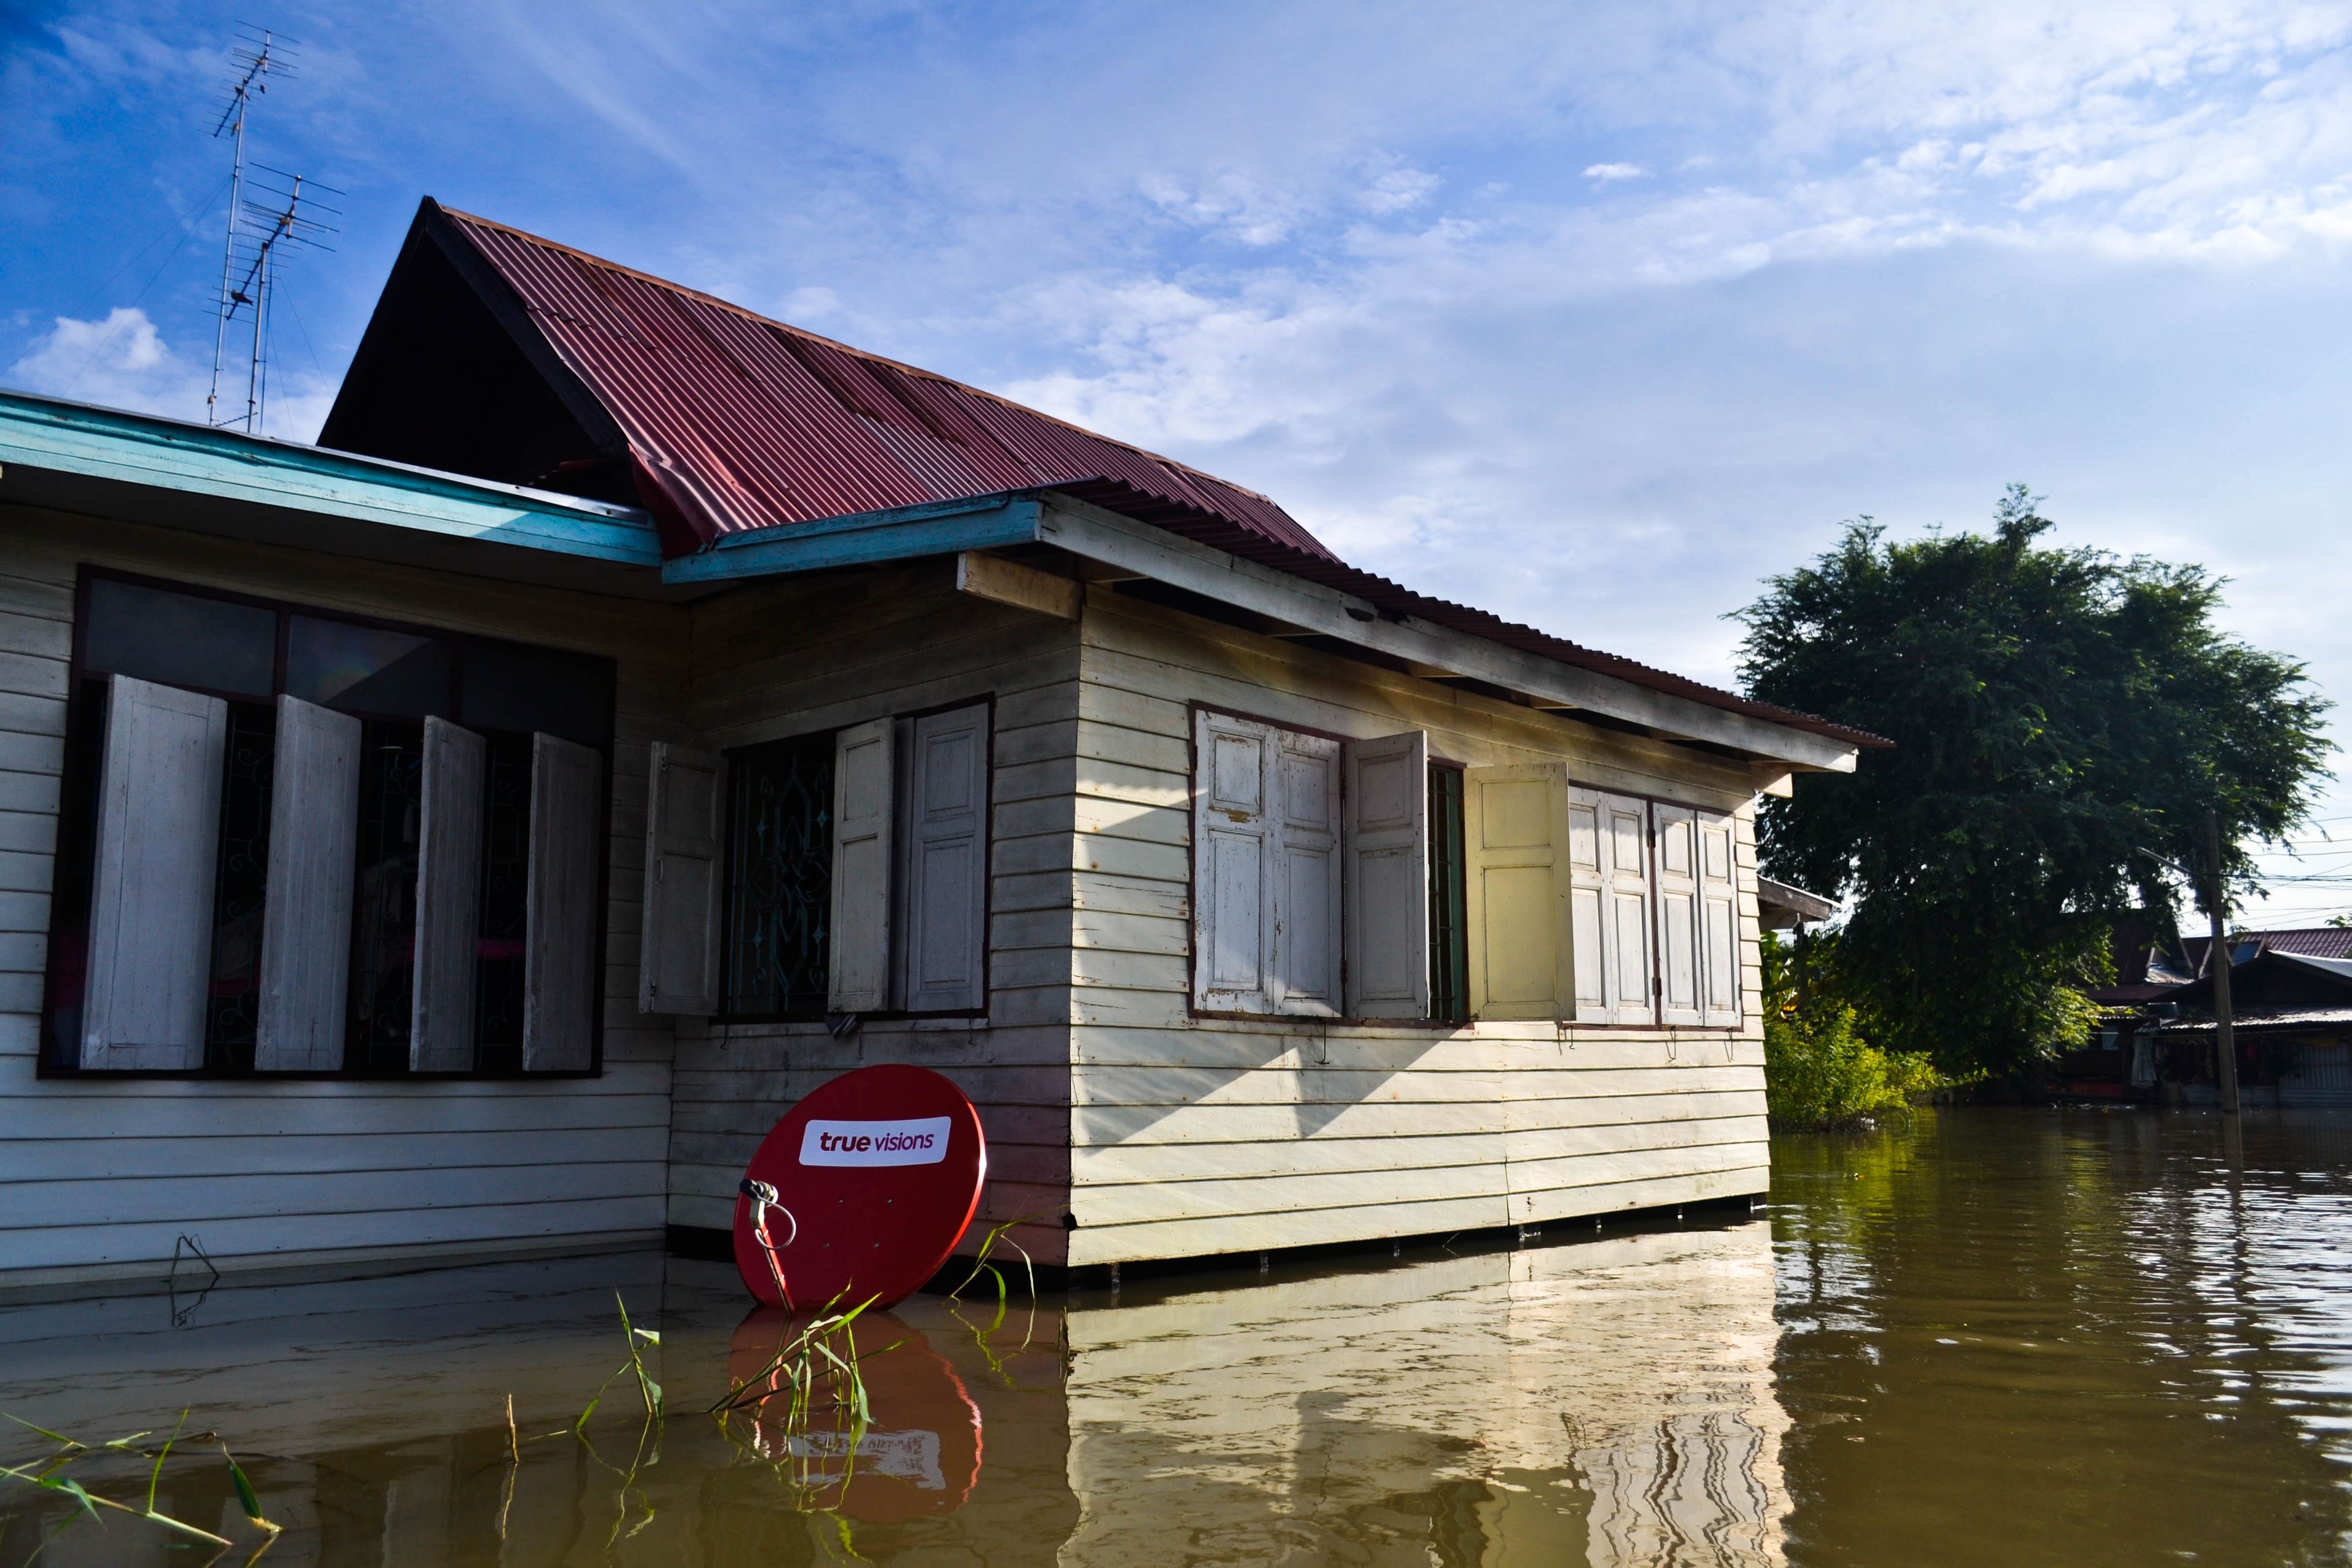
322,199 -> 1887,754
411,201 -> 1335,562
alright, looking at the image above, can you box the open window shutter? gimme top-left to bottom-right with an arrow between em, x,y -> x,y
82,675 -> 227,1069
901,704 -> 990,1012
640,743 -> 721,1015
1463,764 -> 1574,1022
1601,794 -> 1655,1023
1271,731 -> 1342,1016
1566,788 -> 1608,1021
524,732 -> 603,1069
1698,808 -> 1742,1027
1192,711 -> 1274,1013
1653,803 -> 1704,1027
1344,731 -> 1428,1018
411,716 -> 486,1071
828,716 -> 895,1012
255,694 -> 360,1069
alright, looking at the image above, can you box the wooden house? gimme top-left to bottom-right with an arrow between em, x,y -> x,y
2144,941 -> 2352,1108
0,200 -> 1878,1295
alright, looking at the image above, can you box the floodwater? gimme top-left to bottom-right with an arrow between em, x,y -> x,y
3,1111 -> 2350,1566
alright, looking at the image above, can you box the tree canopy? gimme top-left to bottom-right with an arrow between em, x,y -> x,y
1735,486 -> 2332,1076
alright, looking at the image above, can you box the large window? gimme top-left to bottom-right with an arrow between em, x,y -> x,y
1189,706 -> 1743,1027
677,701 -> 992,1023
44,570 -> 615,1077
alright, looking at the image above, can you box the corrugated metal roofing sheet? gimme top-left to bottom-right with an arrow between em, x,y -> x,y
431,202 -> 1885,751
437,206 -> 1333,562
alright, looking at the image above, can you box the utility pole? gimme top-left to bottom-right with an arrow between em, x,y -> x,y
2206,809 -> 2241,1115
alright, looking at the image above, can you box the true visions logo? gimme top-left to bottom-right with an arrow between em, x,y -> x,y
798,1116 -> 954,1168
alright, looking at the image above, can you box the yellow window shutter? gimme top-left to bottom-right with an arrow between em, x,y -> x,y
1464,764 -> 1576,1022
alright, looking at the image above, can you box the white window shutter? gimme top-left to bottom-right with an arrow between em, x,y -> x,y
900,704 -> 990,1013
828,716 -> 895,1012
1463,764 -> 1574,1022
524,732 -> 603,1069
1192,711 -> 1274,1013
82,675 -> 227,1070
1566,789 -> 1607,1020
1271,730 -> 1342,1016
639,742 -> 721,1015
410,716 -> 486,1071
1343,730 -> 1429,1019
1654,803 -> 1704,1027
255,694 -> 361,1070
1698,809 -> 1742,1027
1601,793 -> 1655,1023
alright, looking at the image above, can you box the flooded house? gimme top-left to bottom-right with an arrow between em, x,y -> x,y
0,199 -> 1878,1297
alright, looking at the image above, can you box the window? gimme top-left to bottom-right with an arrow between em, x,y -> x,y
1189,707 -> 1744,1027
1427,765 -> 1468,1023
45,570 -> 615,1076
1190,709 -> 1429,1019
1564,787 -> 1742,1027
686,701 -> 991,1022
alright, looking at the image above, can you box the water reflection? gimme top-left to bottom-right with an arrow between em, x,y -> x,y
0,1226 -> 1785,1565
1771,1109 -> 2352,1568
5,1110 -> 2350,1564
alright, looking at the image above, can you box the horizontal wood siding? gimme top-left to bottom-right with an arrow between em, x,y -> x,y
0,502 -> 688,1287
667,557 -> 1080,1265
1065,571 -> 1771,1267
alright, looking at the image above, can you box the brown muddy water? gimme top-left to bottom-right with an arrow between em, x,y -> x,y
2,1108 -> 2350,1566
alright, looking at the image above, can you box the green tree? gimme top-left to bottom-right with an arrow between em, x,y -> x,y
1734,486 -> 2332,1077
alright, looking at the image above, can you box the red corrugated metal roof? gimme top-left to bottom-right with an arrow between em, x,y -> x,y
432,203 -> 1886,751
435,205 -> 1335,562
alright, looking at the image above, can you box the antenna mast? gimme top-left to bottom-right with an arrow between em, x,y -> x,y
208,28 -> 287,429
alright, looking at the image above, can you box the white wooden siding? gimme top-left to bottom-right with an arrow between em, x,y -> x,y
255,694 -> 361,1070
1065,554 -> 1770,1267
666,557 -> 1081,1268
0,504 -> 684,1289
82,675 -> 226,1069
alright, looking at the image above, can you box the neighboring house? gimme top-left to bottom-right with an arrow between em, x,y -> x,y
2146,941 -> 2352,1108
2063,926 -> 2352,1106
0,199 -> 1880,1295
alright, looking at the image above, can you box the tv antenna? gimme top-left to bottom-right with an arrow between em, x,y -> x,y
205,28 -> 336,434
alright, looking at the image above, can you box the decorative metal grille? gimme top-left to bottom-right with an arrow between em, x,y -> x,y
205,700 -> 276,1066
1427,764 -> 1469,1023
473,733 -> 532,1066
725,734 -> 835,1017
348,723 -> 425,1069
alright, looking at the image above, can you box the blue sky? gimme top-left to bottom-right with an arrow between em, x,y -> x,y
6,0 -> 2352,923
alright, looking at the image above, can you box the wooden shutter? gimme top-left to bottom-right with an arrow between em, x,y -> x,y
1192,710 -> 1274,1013
411,716 -> 486,1071
82,675 -> 227,1070
1344,731 -> 1429,1018
1463,764 -> 1574,1022
255,694 -> 360,1070
524,732 -> 603,1070
1654,803 -> 1704,1027
1271,729 -> 1343,1016
900,704 -> 990,1012
640,742 -> 721,1015
1602,793 -> 1655,1023
1698,807 -> 1742,1027
828,716 -> 895,1012
1566,789 -> 1607,1021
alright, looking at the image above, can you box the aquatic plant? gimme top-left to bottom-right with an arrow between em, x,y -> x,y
0,1407 -> 279,1562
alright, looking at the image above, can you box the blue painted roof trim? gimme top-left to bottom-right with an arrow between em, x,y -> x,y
0,388 -> 665,568
660,493 -> 1045,585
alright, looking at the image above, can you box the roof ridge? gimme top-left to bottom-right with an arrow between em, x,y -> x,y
433,203 -> 1281,510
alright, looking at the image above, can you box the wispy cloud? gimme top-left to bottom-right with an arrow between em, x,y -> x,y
1584,162 -> 1647,182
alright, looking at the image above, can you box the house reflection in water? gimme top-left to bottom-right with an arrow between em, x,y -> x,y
0,1222 -> 1786,1566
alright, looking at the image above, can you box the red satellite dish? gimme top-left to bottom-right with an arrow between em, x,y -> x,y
726,1308 -> 984,1521
732,1063 -> 987,1311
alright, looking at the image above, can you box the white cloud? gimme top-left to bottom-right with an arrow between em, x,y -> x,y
1584,162 -> 1648,181
5,308 -> 209,418
6,308 -> 338,441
